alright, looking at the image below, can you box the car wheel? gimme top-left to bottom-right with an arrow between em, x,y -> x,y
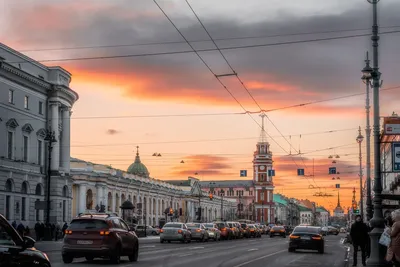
85,256 -> 94,261
110,246 -> 121,264
283,235 -> 286,238
62,254 -> 73,264
288,248 -> 295,253
129,245 -> 139,262
270,235 -> 273,238
318,247 -> 324,254
160,239 -> 164,243
152,231 -> 157,235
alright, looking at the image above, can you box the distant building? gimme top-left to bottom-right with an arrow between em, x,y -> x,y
315,207 -> 329,227
0,43 -> 78,227
274,194 -> 288,225
333,191 -> 345,218
299,205 -> 313,225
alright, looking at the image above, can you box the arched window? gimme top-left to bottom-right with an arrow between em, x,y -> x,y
5,179 -> 13,192
63,186 -> 68,197
21,181 -> 28,194
35,184 -> 42,196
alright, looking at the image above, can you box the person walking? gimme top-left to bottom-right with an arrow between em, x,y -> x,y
350,215 -> 369,266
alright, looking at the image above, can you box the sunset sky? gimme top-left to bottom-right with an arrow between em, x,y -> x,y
2,0 -> 400,211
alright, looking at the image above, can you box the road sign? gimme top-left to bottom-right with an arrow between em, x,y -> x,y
268,170 -> 275,176
240,170 -> 247,177
384,116 -> 400,135
335,184 -> 340,188
393,142 -> 400,172
297,169 -> 304,176
329,167 -> 337,174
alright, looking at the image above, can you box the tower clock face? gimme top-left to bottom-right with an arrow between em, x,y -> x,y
259,165 -> 265,171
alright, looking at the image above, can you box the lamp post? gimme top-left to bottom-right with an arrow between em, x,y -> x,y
356,127 -> 364,220
365,0 -> 386,266
44,130 -> 57,241
220,189 -> 225,220
362,53 -> 373,221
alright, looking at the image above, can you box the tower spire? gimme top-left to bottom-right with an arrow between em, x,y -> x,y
337,191 -> 341,208
134,146 -> 141,163
259,113 -> 267,143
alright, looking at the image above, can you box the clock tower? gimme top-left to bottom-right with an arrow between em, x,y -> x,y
253,113 -> 275,224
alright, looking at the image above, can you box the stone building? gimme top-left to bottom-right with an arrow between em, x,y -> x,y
0,43 -> 78,227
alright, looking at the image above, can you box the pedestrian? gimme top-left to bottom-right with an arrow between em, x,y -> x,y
34,222 -> 40,241
350,215 -> 369,266
62,222 -> 68,238
17,222 -> 25,237
386,209 -> 400,267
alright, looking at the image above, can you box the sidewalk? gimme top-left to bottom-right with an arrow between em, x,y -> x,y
36,235 -> 160,253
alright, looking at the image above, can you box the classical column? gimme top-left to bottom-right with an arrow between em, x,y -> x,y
112,191 -> 116,212
155,198 -> 159,224
61,107 -> 71,174
49,102 -> 60,171
78,184 -> 87,214
103,187 -> 108,210
96,184 -> 103,208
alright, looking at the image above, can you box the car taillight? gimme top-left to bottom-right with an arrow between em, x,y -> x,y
160,229 -> 164,233
178,229 -> 183,234
290,235 -> 300,239
312,236 -> 322,240
221,228 -> 226,231
100,231 -> 110,236
65,230 -> 72,235
196,229 -> 201,232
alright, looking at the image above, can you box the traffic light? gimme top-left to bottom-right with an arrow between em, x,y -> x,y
209,193 -> 213,200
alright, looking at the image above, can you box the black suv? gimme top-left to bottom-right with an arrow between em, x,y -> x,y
0,213 -> 51,267
62,213 -> 139,264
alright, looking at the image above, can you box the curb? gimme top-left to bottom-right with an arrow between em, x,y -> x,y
343,246 -> 351,267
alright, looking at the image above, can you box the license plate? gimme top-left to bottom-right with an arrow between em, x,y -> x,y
301,236 -> 311,240
77,240 -> 93,245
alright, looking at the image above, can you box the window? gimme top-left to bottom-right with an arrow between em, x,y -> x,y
0,224 -> 16,246
8,90 -> 14,104
36,199 -> 40,221
7,131 -> 13,159
37,140 -> 42,165
5,196 -> 10,220
21,197 -> 26,221
260,192 -> 265,201
23,136 -> 28,162
24,96 -> 29,109
249,191 -> 253,196
39,101 -> 43,114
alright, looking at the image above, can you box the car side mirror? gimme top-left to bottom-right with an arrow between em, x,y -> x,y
23,236 -> 35,249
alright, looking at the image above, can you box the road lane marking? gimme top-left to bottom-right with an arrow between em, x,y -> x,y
179,253 -> 194,257
189,246 -> 205,249
232,249 -> 286,267
142,245 -> 156,248
247,248 -> 258,251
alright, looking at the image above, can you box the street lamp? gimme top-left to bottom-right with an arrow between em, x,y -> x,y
365,0 -> 386,266
220,189 -> 225,220
356,127 -> 364,221
44,130 -> 57,241
362,52 -> 373,221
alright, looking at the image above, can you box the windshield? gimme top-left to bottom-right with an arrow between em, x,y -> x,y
186,223 -> 200,228
216,223 -> 226,228
293,227 -> 320,234
204,224 -> 214,228
69,219 -> 108,229
272,226 -> 284,230
163,224 -> 182,229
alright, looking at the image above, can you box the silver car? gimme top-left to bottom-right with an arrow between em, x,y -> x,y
186,223 -> 209,242
204,223 -> 221,241
160,223 -> 191,243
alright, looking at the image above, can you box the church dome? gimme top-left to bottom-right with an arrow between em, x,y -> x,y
127,147 -> 150,178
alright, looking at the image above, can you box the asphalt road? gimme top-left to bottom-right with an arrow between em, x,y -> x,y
47,234 -> 347,267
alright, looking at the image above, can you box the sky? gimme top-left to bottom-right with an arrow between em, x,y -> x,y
1,0 -> 400,211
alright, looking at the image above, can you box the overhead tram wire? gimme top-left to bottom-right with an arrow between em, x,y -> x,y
18,25 -> 400,53
153,0 -> 289,155
185,0 -> 315,187
7,30 -> 400,65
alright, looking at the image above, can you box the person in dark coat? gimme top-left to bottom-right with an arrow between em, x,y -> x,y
34,222 -> 41,241
350,215 -> 369,266
62,222 -> 68,238
16,222 -> 25,237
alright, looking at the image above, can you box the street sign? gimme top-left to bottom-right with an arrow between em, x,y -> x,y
268,170 -> 275,176
353,209 -> 360,214
393,142 -> 400,172
240,170 -> 247,177
384,116 -> 400,135
335,184 -> 340,188
329,167 -> 337,174
297,169 -> 304,176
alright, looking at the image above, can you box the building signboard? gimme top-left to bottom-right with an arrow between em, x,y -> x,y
384,116 -> 400,135
392,142 -> 400,172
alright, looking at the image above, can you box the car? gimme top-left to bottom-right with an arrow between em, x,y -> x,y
0,213 -> 51,267
186,223 -> 209,242
160,222 -> 191,243
328,226 -> 339,235
321,226 -> 329,236
270,226 -> 286,238
288,226 -> 324,254
247,224 -> 262,238
62,213 -> 139,264
204,223 -> 221,241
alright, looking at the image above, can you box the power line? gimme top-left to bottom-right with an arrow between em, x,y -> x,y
16,25 -> 400,53
7,30 -> 400,64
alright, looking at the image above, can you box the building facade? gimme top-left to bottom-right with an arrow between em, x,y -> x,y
0,43 -> 78,227
273,194 -> 288,225
299,205 -> 313,225
315,207 -> 329,227
70,152 -> 234,226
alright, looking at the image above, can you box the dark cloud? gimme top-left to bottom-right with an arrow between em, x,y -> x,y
2,1 -> 400,110
170,154 -> 233,176
106,129 -> 120,135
